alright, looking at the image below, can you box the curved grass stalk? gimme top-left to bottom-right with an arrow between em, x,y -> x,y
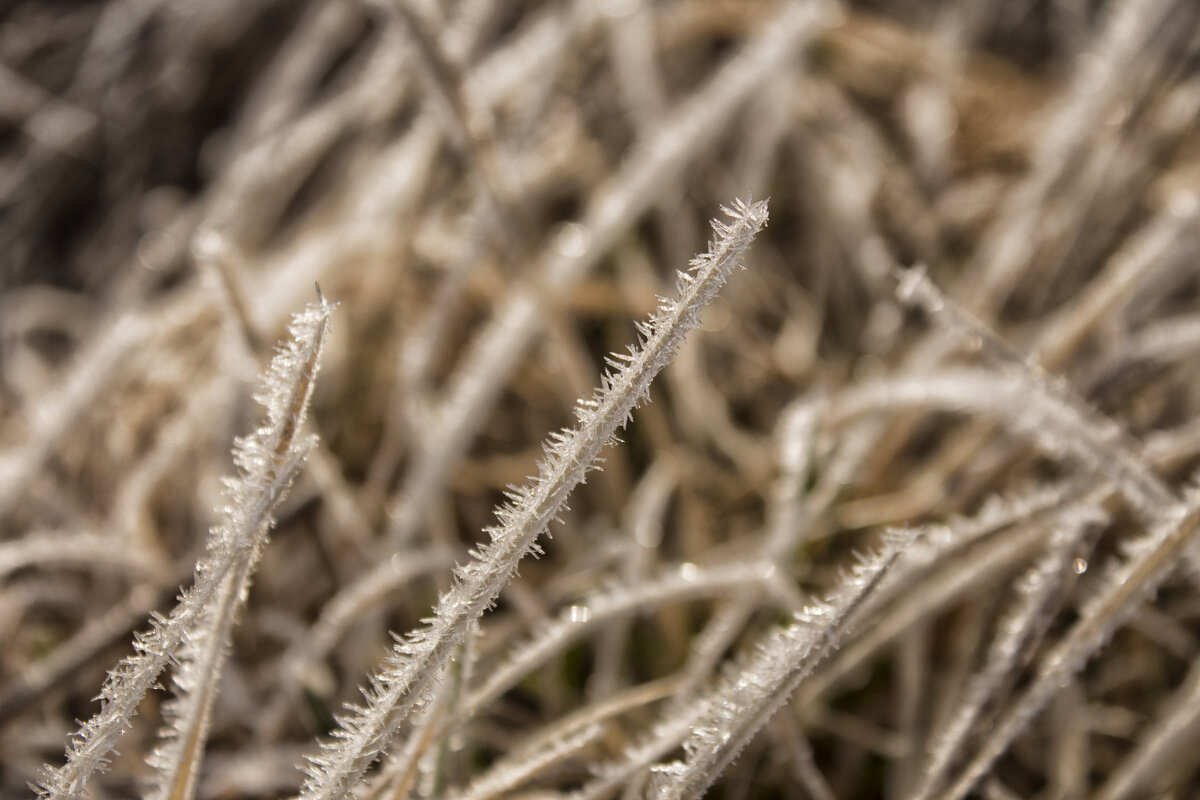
0,532 -> 163,582
893,267 -> 1174,518
825,368 -> 1172,516
299,199 -> 768,800
462,559 -> 782,720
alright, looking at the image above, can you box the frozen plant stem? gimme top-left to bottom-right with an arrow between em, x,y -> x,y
384,0 -> 834,548
937,497 -> 1200,800
36,290 -> 334,800
646,529 -> 913,800
300,199 -> 769,800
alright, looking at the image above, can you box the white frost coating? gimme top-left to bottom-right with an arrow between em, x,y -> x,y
37,293 -> 333,800
646,528 -> 914,800
915,505 -> 1105,800
300,199 -> 768,800
937,495 -> 1200,800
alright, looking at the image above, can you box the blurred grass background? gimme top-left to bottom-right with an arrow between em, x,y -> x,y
4,1 -> 1200,798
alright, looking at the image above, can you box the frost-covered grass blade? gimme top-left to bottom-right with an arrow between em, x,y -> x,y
36,292 -> 333,800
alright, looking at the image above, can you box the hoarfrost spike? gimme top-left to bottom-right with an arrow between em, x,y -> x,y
299,199 -> 767,800
37,292 -> 333,800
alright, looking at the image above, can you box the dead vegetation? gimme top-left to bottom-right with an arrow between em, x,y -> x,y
4,1 -> 1200,798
